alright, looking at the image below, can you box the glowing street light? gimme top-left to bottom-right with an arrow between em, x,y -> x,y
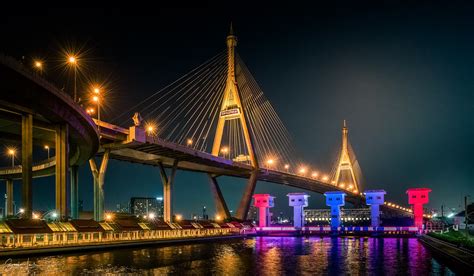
32,213 -> 39,219
148,212 -> 156,219
186,138 -> 193,146
33,60 -> 43,74
51,212 -> 58,219
7,148 -> 15,167
220,147 -> 229,159
44,145 -> 50,159
105,213 -> 113,221
175,214 -> 182,221
299,167 -> 306,176
284,164 -> 290,172
86,107 -> 95,115
215,215 -> 222,221
311,171 -> 319,178
322,175 -> 329,182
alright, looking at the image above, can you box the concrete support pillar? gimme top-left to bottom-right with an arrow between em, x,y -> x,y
55,124 -> 69,220
158,160 -> 178,222
287,193 -> 309,228
70,165 -> 79,219
21,114 -> 33,218
5,179 -> 13,217
89,149 -> 110,221
208,175 -> 231,220
236,170 -> 258,220
324,191 -> 346,228
252,194 -> 275,227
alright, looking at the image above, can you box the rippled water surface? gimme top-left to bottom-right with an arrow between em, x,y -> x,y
0,237 -> 457,275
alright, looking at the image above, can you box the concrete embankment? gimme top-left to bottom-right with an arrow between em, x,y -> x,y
418,234 -> 474,272
0,235 -> 244,258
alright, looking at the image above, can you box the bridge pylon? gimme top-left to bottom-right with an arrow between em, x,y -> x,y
331,120 -> 362,194
209,24 -> 260,221
211,24 -> 258,168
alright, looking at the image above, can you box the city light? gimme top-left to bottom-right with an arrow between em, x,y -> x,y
94,87 -> 100,94
447,213 -> 455,218
105,213 -> 113,221
51,212 -> 58,218
32,213 -> 39,219
6,148 -> 15,167
311,171 -> 319,178
322,175 -> 329,181
175,214 -> 182,221
215,215 -> 222,221
92,95 -> 99,102
86,107 -> 95,115
186,138 -> 193,146
156,197 -> 163,201
18,208 -> 24,214
148,212 -> 156,219
284,164 -> 289,170
44,145 -> 50,159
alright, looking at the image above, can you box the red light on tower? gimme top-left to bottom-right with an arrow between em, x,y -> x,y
406,188 -> 432,230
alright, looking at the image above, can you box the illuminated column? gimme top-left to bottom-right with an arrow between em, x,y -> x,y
364,190 -> 386,227
158,160 -> 178,222
406,188 -> 432,229
287,193 -> 309,228
22,114 -> 33,218
324,191 -> 346,228
89,149 -> 110,221
56,124 -> 69,221
70,165 -> 79,219
252,194 -> 275,227
5,179 -> 13,217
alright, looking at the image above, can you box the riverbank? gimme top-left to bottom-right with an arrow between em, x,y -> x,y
0,234 -> 244,258
418,234 -> 474,272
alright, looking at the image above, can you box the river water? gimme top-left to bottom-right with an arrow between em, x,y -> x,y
0,237 -> 457,275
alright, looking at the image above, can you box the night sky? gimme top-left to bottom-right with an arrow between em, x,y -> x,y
1,4 -> 473,218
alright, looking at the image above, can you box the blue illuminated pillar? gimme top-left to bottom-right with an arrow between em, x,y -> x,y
324,191 -> 346,228
364,190 -> 386,227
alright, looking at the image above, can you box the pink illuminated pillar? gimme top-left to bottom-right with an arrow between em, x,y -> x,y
252,194 -> 275,227
406,188 -> 432,229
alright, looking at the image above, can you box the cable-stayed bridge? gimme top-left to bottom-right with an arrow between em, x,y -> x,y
0,26 -> 414,222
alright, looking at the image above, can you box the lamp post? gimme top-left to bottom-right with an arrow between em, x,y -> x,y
68,56 -> 78,102
7,149 -> 15,167
220,147 -> 229,159
44,145 -> 50,159
92,87 -> 101,134
33,60 -> 43,75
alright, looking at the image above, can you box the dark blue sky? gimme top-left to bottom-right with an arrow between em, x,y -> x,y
1,4 -> 473,217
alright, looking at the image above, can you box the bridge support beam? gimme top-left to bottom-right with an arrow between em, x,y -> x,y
159,160 -> 178,223
21,114 -> 33,219
90,149 -> 110,221
236,170 -> 258,220
55,124 -> 69,221
70,165 -> 79,219
208,175 -> 231,220
5,179 -> 13,217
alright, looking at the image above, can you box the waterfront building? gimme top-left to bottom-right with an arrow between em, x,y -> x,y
130,197 -> 164,217
305,208 -> 372,225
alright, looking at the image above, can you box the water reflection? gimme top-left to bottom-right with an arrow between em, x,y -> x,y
0,237 -> 456,275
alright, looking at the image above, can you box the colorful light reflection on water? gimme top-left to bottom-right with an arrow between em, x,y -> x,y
0,237 -> 456,275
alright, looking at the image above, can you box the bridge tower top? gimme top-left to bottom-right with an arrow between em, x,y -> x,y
211,23 -> 258,167
331,120 -> 362,194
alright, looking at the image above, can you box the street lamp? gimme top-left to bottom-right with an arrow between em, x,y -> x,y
299,167 -> 306,176
33,60 -> 43,74
92,86 -> 102,133
7,148 -> 15,167
44,145 -> 50,159
284,164 -> 290,172
68,55 -> 78,102
220,147 -> 229,159
186,138 -> 193,147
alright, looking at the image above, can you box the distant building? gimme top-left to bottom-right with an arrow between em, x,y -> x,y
305,208 -> 372,226
130,197 -> 164,217
116,202 -> 130,213
247,206 -> 258,222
